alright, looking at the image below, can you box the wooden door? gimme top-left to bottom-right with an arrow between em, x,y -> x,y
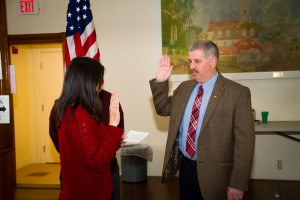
38,48 -> 64,163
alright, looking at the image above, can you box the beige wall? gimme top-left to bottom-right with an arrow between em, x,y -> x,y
6,0 -> 300,179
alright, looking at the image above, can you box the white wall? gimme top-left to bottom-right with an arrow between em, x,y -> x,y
6,0 -> 300,179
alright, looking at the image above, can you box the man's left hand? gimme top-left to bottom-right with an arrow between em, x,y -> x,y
227,187 -> 244,200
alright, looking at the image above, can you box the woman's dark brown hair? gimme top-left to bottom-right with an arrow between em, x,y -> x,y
56,56 -> 105,128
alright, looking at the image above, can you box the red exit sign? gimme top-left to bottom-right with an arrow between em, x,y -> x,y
18,0 -> 39,15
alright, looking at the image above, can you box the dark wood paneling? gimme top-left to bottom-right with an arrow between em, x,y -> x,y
0,149 -> 16,200
0,0 -> 16,199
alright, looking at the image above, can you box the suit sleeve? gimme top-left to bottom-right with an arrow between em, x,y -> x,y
230,87 -> 255,190
118,103 -> 125,129
149,78 -> 173,116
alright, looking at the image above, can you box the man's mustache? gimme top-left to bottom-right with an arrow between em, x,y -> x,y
190,68 -> 198,73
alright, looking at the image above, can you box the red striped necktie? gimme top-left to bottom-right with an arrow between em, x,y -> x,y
186,85 -> 203,158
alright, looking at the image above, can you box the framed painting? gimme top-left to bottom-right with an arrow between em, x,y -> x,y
161,0 -> 300,80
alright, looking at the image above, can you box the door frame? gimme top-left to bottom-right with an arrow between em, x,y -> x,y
8,33 -> 65,163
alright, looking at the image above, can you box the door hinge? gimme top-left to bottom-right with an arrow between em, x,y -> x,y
43,145 -> 46,153
42,104 -> 44,111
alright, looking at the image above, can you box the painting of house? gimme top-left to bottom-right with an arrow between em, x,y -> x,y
161,0 -> 300,74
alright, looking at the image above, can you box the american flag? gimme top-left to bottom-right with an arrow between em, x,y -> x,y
65,0 -> 100,67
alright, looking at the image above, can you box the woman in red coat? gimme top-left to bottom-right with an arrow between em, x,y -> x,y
55,56 -> 124,200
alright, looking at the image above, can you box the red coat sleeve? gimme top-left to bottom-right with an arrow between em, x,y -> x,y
62,107 -> 123,173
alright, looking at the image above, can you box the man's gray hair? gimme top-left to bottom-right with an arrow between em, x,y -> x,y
189,40 -> 219,60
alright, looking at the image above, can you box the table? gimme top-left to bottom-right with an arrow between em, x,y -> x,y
255,121 -> 300,143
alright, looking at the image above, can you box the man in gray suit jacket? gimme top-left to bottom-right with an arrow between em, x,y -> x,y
149,40 -> 255,200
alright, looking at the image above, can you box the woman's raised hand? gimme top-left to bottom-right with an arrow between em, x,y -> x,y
109,91 -> 120,127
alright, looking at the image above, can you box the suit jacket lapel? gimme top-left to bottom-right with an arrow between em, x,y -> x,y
200,74 -> 226,132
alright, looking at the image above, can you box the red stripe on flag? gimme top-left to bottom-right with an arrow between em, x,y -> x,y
83,31 -> 97,55
65,39 -> 71,68
92,51 -> 100,61
73,33 -> 83,58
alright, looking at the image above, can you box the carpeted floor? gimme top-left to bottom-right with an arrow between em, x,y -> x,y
16,163 -> 61,189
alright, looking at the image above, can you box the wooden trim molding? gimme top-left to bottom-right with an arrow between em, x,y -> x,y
7,32 -> 66,45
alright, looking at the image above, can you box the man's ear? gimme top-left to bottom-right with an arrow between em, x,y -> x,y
210,57 -> 217,69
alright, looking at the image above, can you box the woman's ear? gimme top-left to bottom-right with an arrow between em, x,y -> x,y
96,84 -> 101,95
96,80 -> 104,95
